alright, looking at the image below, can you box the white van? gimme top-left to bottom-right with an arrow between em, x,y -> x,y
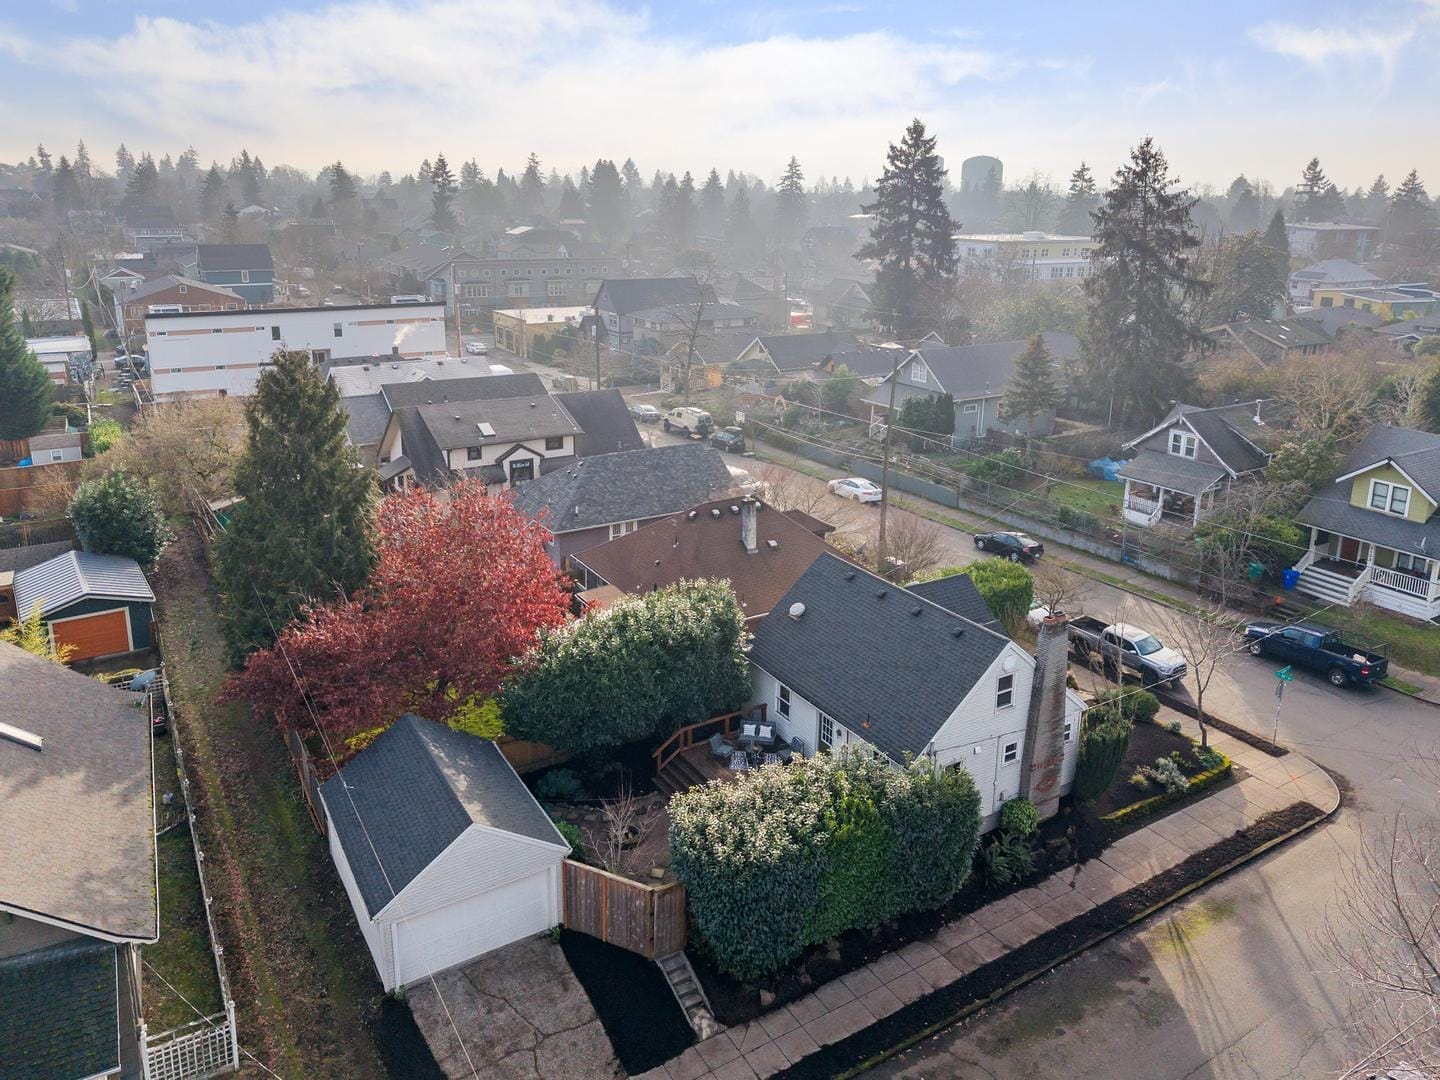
663,407 -> 714,437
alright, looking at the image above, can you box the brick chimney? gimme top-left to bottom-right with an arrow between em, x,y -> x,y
1019,613 -> 1070,819
740,496 -> 759,555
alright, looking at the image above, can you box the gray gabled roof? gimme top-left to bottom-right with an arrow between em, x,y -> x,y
510,442 -> 735,533
756,330 -> 861,371
0,938 -> 119,1080
12,550 -> 154,619
1178,403 -> 1272,475
901,334 -> 1080,400
320,715 -> 566,918
342,393 -> 392,451
1337,424 -> 1440,504
596,276 -> 710,316
123,274 -> 244,305
1296,490 -> 1440,559
552,389 -> 645,457
1116,450 -> 1229,496
412,394 -> 580,450
380,372 -> 546,409
0,540 -> 74,575
194,243 -> 273,273
905,574 -> 1002,633
748,554 -> 1011,762
0,643 -> 157,940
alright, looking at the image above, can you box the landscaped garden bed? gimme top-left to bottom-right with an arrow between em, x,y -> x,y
773,800 -> 1327,1080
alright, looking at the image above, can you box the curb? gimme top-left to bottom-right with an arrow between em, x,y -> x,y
820,795 -> 1336,1079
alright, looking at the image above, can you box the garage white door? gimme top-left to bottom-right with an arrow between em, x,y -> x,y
392,869 -> 556,987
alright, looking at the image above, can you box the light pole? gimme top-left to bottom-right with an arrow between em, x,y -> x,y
876,346 -> 907,571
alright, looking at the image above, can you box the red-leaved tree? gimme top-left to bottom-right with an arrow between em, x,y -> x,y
225,479 -> 570,747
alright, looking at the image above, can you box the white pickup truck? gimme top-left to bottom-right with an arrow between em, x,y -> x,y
1033,612 -> 1189,688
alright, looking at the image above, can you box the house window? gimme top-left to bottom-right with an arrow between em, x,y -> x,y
310,349 -> 329,364
509,283 -> 529,298
996,673 -> 1015,709
49,450 -> 63,462
240,271 -> 250,283
962,402 -> 979,414
1003,740 -> 1019,764
909,361 -> 927,384
1169,430 -> 1198,459
509,458 -> 535,484
333,322 -> 343,338
548,281 -> 567,298
467,446 -> 481,461
1369,480 -> 1411,516
607,519 -> 638,540
271,326 -> 281,340
545,435 -> 565,451
1396,552 -> 1432,576
1064,721 -> 1073,742
179,284 -> 188,294
778,684 -> 791,718
818,711 -> 835,750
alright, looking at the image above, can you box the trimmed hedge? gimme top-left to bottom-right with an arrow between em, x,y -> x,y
669,751 -> 982,981
1101,751 -> 1232,827
1074,712 -> 1131,803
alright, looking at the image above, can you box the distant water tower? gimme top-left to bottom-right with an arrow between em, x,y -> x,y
960,155 -> 1003,192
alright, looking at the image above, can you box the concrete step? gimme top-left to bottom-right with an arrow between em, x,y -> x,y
656,951 -> 714,1037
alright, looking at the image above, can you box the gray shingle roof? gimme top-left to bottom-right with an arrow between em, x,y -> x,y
320,715 -> 566,918
511,443 -> 735,533
0,540 -> 74,575
905,574 -> 1002,633
0,938 -> 119,1080
903,334 -> 1080,399
0,643 -> 157,940
194,243 -> 273,272
1116,450 -> 1229,496
1292,307 -> 1381,336
1177,403 -> 1272,475
118,203 -> 177,229
748,554 -> 1011,762
1338,424 -> 1440,504
597,276 -> 711,316
757,330 -> 861,371
380,372 -> 546,408
12,551 -> 155,620
412,395 -> 580,450
343,393 -> 392,452
331,361 -> 536,398
393,409 -> 449,485
123,274 -> 244,305
1296,491 -> 1440,559
552,390 -> 645,457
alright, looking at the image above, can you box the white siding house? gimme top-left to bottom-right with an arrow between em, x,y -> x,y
320,715 -> 569,991
145,302 -> 448,400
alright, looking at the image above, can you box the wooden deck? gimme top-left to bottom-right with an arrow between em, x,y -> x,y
655,743 -> 767,796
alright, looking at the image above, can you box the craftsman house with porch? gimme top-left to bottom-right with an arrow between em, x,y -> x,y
1293,424 -> 1440,619
1117,401 -> 1276,528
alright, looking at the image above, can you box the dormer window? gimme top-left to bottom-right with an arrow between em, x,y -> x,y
909,361 -> 927,385
1370,479 -> 1410,516
1169,430 -> 1197,459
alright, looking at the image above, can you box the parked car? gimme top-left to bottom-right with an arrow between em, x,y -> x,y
973,531 -> 1044,562
663,407 -> 714,436
710,426 -> 746,453
1068,617 -> 1189,688
464,341 -> 488,355
1243,621 -> 1388,687
628,403 -> 661,423
828,477 -> 882,503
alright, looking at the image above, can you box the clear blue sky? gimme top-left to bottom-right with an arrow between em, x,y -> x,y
2,0 -> 1436,191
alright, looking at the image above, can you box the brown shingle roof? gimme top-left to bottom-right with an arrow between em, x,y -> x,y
572,497 -> 841,618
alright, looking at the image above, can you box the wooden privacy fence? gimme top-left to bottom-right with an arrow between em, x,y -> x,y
284,727 -> 328,836
563,860 -> 687,958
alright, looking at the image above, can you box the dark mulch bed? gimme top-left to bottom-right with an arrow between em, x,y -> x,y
1085,721 -> 1219,819
559,930 -> 694,1075
773,800 -> 1325,1080
1156,691 -> 1288,757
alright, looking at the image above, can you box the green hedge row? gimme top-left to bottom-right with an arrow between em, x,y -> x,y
1101,752 -> 1232,827
669,750 -> 982,981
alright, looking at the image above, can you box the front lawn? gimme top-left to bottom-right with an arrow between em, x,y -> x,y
1046,476 -> 1123,519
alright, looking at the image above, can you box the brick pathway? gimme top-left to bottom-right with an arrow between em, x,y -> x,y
636,720 -> 1338,1080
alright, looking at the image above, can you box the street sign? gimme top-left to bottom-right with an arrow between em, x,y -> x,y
1275,665 -> 1294,682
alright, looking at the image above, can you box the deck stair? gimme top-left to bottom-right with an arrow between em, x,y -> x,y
1295,563 -> 1366,606
657,950 -> 721,1038
655,754 -> 709,798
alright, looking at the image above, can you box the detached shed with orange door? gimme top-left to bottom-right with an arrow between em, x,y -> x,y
9,550 -> 156,662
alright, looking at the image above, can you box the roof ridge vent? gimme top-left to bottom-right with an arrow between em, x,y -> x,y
875,589 -> 887,599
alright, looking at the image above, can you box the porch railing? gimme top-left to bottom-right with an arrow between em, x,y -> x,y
1292,548 -> 1317,573
653,705 -> 763,774
1371,565 -> 1434,598
1122,497 -> 1162,527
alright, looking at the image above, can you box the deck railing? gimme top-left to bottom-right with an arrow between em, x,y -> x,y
653,705 -> 763,774
1371,565 -> 1434,598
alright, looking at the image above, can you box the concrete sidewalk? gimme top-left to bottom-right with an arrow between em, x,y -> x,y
636,719 -> 1339,1080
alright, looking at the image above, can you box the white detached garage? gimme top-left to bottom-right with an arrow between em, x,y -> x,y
320,713 -> 569,991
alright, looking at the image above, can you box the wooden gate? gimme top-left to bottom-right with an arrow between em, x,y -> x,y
562,860 -> 687,958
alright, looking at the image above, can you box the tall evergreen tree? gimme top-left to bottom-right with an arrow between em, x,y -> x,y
1296,157 -> 1344,221
327,161 -> 358,205
587,159 -> 624,242
700,168 -> 726,238
1365,174 -> 1391,224
856,118 -> 958,337
775,156 -> 808,245
429,152 -> 458,231
556,177 -> 585,221
726,185 -> 759,260
52,156 -> 78,216
215,350 -> 377,661
1389,170 -> 1433,248
1080,137 -> 1211,426
517,153 -> 545,218
1000,333 -> 1062,454
124,155 -> 160,203
674,171 -> 697,248
1225,175 -> 1261,232
199,164 -> 226,219
74,140 -> 92,180
1056,162 -> 1100,235
0,269 -> 53,440
1264,208 -> 1289,257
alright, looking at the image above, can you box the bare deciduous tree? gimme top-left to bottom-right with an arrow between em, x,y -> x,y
588,782 -> 658,878
1277,347 -> 1382,441
1158,598 -> 1238,749
1321,810 -> 1440,1078
1031,561 -> 1087,618
871,510 -> 946,580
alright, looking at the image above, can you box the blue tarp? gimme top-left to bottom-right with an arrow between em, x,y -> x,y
1087,457 -> 1124,482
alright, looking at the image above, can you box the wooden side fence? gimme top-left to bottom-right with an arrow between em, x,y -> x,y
284,727 -> 328,836
562,860 -> 687,958
497,735 -> 571,774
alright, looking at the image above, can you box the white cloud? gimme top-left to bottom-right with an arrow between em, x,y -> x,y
0,0 -> 1014,178
1246,21 -> 1415,83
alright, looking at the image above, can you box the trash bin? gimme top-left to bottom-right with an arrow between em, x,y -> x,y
1282,567 -> 1300,590
1247,562 -> 1265,581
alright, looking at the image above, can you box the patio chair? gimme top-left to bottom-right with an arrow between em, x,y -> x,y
708,732 -> 736,760
739,720 -> 778,749
728,750 -> 750,772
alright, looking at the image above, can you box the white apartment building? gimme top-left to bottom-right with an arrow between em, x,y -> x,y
953,231 -> 1099,282
144,303 -> 448,399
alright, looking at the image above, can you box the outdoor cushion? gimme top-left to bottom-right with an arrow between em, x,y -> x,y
709,732 -> 735,758
741,722 -> 760,739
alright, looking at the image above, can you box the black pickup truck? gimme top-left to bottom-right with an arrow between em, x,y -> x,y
1242,620 -> 1388,687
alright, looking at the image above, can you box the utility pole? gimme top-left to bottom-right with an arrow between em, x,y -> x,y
876,347 -> 906,572
593,298 -> 602,390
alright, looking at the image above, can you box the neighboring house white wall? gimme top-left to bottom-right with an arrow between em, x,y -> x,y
750,642 -> 1081,829
446,435 -> 574,470
146,305 -> 448,399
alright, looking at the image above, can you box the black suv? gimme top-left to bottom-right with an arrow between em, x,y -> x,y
710,426 -> 746,453
974,530 -> 1045,562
